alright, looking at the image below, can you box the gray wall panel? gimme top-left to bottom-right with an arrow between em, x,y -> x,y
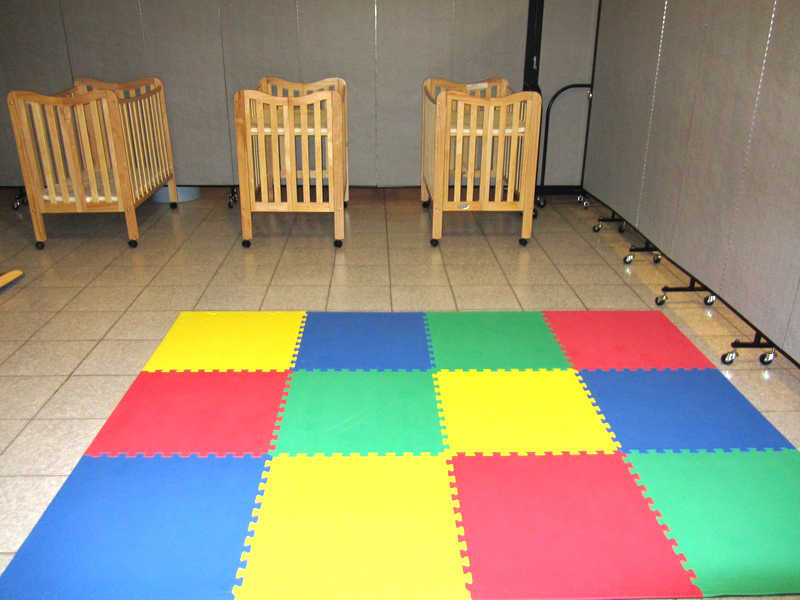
668,1 -> 773,291
451,0 -> 527,90
0,0 -> 73,185
376,0 -> 452,186
719,0 -> 800,347
219,0 -> 300,183
636,0 -> 707,249
298,0 -> 377,186
538,0 -> 597,186
139,0 -> 232,185
61,0 -> 147,82
584,0 -> 662,223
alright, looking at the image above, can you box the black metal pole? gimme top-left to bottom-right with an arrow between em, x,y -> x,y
579,0 -> 603,190
523,0 -> 545,93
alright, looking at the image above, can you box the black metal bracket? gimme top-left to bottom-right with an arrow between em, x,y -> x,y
523,0 -> 544,94
624,240 -> 662,265
722,332 -> 778,366
593,210 -> 626,233
655,276 -> 716,306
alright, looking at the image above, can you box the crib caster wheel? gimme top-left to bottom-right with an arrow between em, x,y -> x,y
128,240 -> 138,248
422,200 -> 430,208
592,224 -> 602,232
430,239 -> 439,247
12,198 -> 20,210
35,241 -> 45,250
653,253 -> 662,264
536,196 -> 546,208
704,294 -> 716,306
578,195 -> 589,209
242,240 -> 251,248
228,200 -> 234,209
618,222 -> 626,233
624,254 -> 634,265
334,239 -> 343,248
170,202 -> 177,209
519,238 -> 528,246
655,294 -> 667,306
533,207 -> 538,219
721,351 -> 737,365
760,351 -> 776,365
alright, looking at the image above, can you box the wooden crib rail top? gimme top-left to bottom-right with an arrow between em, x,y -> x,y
257,77 -> 347,99
237,88 -> 342,135
73,77 -> 164,94
7,88 -> 118,107
423,77 -> 512,100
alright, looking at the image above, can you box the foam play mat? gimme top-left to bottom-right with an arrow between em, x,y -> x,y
2,310 -> 799,599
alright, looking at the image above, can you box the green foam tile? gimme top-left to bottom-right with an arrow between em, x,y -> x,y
425,311 -> 569,370
627,449 -> 800,596
273,370 -> 445,456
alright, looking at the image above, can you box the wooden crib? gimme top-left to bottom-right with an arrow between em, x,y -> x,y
234,77 -> 348,248
421,77 -> 542,246
7,77 -> 177,248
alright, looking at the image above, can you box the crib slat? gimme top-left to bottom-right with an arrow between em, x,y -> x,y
141,98 -> 158,190
133,99 -> 151,195
60,106 -> 87,210
283,104 -> 297,207
314,100 -> 323,204
453,100 -> 464,204
269,103 -> 282,204
506,103 -> 521,203
478,105 -> 492,205
256,103 -> 268,205
120,104 -> 138,199
30,104 -> 58,203
103,100 -> 124,206
494,104 -> 508,203
90,101 -> 113,201
300,101 -> 310,203
465,103 -> 478,204
44,105 -> 70,203
75,104 -> 100,203
149,95 -> 164,181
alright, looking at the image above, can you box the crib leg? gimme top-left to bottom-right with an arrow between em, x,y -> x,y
431,203 -> 443,246
520,196 -> 534,244
167,176 -> 178,209
334,207 -> 344,247
240,201 -> 253,247
124,207 -> 139,247
421,183 -> 430,209
30,206 -> 46,248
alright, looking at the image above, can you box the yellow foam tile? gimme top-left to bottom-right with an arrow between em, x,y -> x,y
435,369 -> 619,454
234,455 -> 470,600
143,311 -> 304,372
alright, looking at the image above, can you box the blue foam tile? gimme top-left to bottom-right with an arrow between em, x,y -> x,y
580,369 -> 794,453
0,455 -> 267,600
294,312 -> 433,371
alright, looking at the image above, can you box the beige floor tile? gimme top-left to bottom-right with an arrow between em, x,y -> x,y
0,341 -> 95,376
104,311 -> 181,340
128,285 -> 205,311
150,264 -> 219,287
388,229 -> 435,248
0,419 -> 104,476
334,245 -> 390,266
388,247 -> 444,266
210,262 -> 277,286
331,265 -> 390,286
31,311 -> 121,341
0,342 -> 23,365
0,420 -> 27,454
0,312 -> 55,341
513,285 -> 585,311
88,264 -> 161,288
224,241 -> 286,264
195,285 -> 268,310
166,245 -> 231,268
0,554 -> 12,576
65,286 -> 143,312
452,285 -> 521,311
727,369 -> 800,412
28,265 -> 105,288
662,305 -> 743,337
37,375 -> 136,419
262,286 -> 329,311
390,263 -> 450,286
0,376 -> 66,419
440,245 -> 499,265
0,476 -> 68,552
558,264 -> 624,286
271,263 -> 333,286
391,286 -> 456,311
446,264 -> 508,286
572,285 -> 649,310
74,340 -> 160,375
686,335 -> 772,372
0,287 -> 82,313
501,262 -> 567,285
327,286 -> 391,311
763,411 -> 800,447
278,247 -> 337,267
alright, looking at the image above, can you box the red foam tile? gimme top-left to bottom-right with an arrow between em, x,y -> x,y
451,453 -> 701,599
86,371 -> 289,457
543,310 -> 714,370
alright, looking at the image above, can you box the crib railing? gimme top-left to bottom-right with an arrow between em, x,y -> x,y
234,86 -> 346,244
8,89 -> 125,210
